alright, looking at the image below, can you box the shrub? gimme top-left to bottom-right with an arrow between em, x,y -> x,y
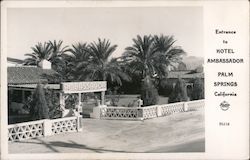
140,76 -> 159,106
191,78 -> 204,100
44,89 -> 62,119
106,87 -> 121,106
64,93 -> 78,109
168,78 -> 188,103
29,83 -> 49,120
158,78 -> 174,97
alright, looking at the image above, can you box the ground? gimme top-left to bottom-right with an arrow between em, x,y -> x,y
9,108 -> 204,153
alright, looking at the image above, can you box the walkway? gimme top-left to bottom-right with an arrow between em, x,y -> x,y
9,109 -> 204,153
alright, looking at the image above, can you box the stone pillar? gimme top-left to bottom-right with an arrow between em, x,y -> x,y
77,116 -> 83,131
59,92 -> 65,107
92,106 -> 101,119
101,91 -> 105,106
43,119 -> 52,136
184,102 -> 189,112
22,90 -> 25,103
78,93 -> 81,106
157,106 -> 162,117
78,93 -> 82,113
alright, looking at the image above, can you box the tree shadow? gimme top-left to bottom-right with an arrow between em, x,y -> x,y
15,138 -> 128,153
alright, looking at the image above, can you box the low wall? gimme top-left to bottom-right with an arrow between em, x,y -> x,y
94,99 -> 204,120
99,107 -> 143,120
8,116 -> 82,142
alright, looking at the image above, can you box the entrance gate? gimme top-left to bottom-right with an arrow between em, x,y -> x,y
59,81 -> 107,117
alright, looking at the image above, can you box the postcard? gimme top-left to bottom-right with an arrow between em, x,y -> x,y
1,0 -> 249,159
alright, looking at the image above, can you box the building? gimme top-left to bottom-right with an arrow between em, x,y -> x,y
166,70 -> 204,97
7,57 -> 24,67
8,60 -> 107,123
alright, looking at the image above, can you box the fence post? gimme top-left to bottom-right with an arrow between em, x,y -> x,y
157,106 -> 162,117
43,119 -> 52,136
92,106 -> 101,119
140,108 -> 144,120
77,116 -> 83,132
184,102 -> 189,112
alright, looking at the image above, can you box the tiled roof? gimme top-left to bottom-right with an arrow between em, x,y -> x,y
8,84 -> 60,90
8,66 -> 56,84
168,71 -> 204,79
7,57 -> 24,64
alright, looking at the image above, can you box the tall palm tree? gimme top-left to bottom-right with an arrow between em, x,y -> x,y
24,40 -> 69,71
122,35 -> 163,79
48,40 -> 70,72
123,34 -> 186,79
122,35 -> 186,105
67,43 -> 90,80
81,38 -> 130,85
153,35 -> 186,74
23,42 -> 52,66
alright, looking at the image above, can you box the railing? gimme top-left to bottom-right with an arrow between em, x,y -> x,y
51,116 -> 78,135
8,120 -> 44,141
186,100 -> 205,111
100,107 -> 142,120
142,106 -> 158,119
160,102 -> 185,116
97,99 -> 205,120
8,116 -> 82,142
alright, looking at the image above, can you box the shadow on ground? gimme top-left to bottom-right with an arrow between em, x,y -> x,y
16,139 -> 128,153
9,109 -> 205,153
146,138 -> 205,153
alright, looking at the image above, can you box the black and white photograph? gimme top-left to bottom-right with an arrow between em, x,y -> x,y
5,5 -> 206,154
2,0 -> 250,159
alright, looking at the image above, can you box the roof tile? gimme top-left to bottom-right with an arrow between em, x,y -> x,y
8,66 -> 56,84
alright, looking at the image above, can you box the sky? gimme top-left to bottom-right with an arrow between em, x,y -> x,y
7,7 -> 203,60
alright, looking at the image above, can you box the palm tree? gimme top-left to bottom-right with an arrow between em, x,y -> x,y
67,43 -> 90,80
122,34 -> 186,105
48,40 -> 70,71
24,40 -> 69,71
44,42 -> 89,82
153,35 -> 186,74
80,38 -> 130,85
123,34 -> 186,78
23,42 -> 52,66
152,34 -> 186,90
123,35 -> 163,79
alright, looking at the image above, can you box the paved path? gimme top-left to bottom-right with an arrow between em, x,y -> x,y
9,109 -> 204,153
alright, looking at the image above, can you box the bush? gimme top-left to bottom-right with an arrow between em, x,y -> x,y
30,83 -> 49,120
64,93 -> 79,109
106,87 -> 121,106
191,78 -> 204,100
44,89 -> 62,119
140,76 -> 159,106
168,78 -> 188,103
158,78 -> 174,97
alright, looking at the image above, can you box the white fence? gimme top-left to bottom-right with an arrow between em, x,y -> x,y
8,116 -> 82,142
100,107 -> 142,120
186,99 -> 205,111
160,102 -> 186,116
98,99 -> 204,120
142,106 -> 158,119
